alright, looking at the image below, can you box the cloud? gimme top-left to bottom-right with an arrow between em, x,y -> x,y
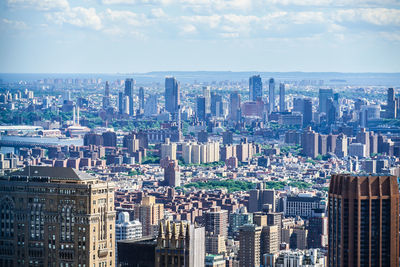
181,24 -> 197,34
6,0 -> 69,11
1,18 -> 28,30
104,9 -> 148,26
334,8 -> 400,26
46,7 -> 102,30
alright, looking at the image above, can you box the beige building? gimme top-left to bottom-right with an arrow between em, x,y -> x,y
134,196 -> 164,237
161,138 -> 177,160
0,166 -> 116,267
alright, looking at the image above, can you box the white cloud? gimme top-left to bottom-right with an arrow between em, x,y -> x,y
1,18 -> 28,30
334,8 -> 400,26
104,9 -> 148,26
150,8 -> 166,18
47,7 -> 102,30
181,24 -> 197,34
7,0 -> 69,11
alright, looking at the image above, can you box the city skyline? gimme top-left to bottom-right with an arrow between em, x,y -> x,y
0,0 -> 399,73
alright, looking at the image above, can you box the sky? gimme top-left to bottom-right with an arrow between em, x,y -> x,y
0,0 -> 399,73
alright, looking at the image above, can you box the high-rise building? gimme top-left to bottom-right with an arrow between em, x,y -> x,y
196,96 -> 206,121
156,221 -> 205,267
160,157 -> 181,187
387,87 -> 397,119
301,126 -> 319,158
204,207 -> 228,237
144,94 -> 158,117
139,87 -> 145,110
248,188 -> 276,213
268,78 -> 275,113
279,83 -> 285,112
318,88 -> 333,114
0,166 -> 116,267
229,91 -> 241,122
303,98 -> 313,127
165,77 -> 180,115
307,209 -> 327,249
103,81 -> 111,109
261,225 -> 279,256
118,92 -> 124,114
124,78 -> 135,115
249,75 -> 263,101
229,207 -> 253,237
134,196 -> 164,237
203,86 -> 211,114
328,174 -> 399,267
116,212 -> 142,241
211,92 -> 223,116
239,224 -> 261,267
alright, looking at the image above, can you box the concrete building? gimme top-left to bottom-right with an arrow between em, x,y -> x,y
239,224 -> 262,267
0,166 -> 116,267
134,196 -> 164,237
116,212 -> 142,241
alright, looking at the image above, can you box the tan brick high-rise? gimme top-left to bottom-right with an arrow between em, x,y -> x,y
0,166 -> 116,267
328,174 -> 399,267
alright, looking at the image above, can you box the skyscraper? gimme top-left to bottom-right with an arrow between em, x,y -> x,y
103,81 -> 111,109
318,88 -> 333,114
125,78 -> 135,115
156,221 -> 205,267
249,75 -> 262,101
303,98 -> 313,127
229,91 -> 241,122
0,166 -> 116,267
387,87 -> 397,119
196,96 -> 206,121
134,196 -> 164,237
118,91 -> 124,114
328,174 -> 399,267
239,224 -> 261,267
203,86 -> 211,114
211,92 -> 223,117
139,87 -> 145,110
160,156 -> 181,187
301,126 -> 319,158
204,207 -> 228,237
279,83 -> 285,112
165,77 -> 180,116
268,78 -> 275,113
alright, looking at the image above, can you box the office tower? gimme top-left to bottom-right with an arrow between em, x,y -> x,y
318,88 -> 333,114
196,96 -> 206,121
144,94 -> 158,117
156,221 -> 205,267
303,98 -> 313,127
165,77 -> 180,115
139,87 -> 145,110
118,237 -> 157,267
387,87 -> 397,119
279,83 -> 285,112
266,212 -> 283,243
124,78 -> 135,115
356,128 -> 371,156
239,224 -> 261,267
328,174 -> 399,267
0,166 -> 116,267
229,207 -> 253,237
249,188 -> 276,213
118,91 -> 124,114
301,126 -> 319,158
160,157 -> 181,187
116,212 -> 143,241
134,196 -> 164,237
123,95 -> 130,115
203,86 -> 211,114
204,207 -> 228,237
307,209 -> 327,249
335,133 -> 348,157
103,81 -> 111,109
229,91 -> 241,122
205,234 -> 226,255
249,75 -> 263,101
261,225 -> 279,255
326,97 -> 336,125
268,78 -> 275,113
211,92 -> 223,116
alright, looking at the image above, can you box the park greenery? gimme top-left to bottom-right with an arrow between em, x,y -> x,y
184,180 -> 256,193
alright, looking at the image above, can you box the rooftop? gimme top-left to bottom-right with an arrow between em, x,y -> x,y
3,166 -> 96,181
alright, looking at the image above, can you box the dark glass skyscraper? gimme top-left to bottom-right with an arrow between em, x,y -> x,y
124,78 -> 135,115
196,96 -> 206,121
268,78 -> 275,113
328,174 -> 399,267
229,91 -> 241,122
319,88 -> 333,114
279,83 -> 285,112
139,87 -> 145,110
165,77 -> 180,116
249,75 -> 262,101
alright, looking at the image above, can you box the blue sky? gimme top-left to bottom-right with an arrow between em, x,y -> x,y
0,0 -> 399,73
